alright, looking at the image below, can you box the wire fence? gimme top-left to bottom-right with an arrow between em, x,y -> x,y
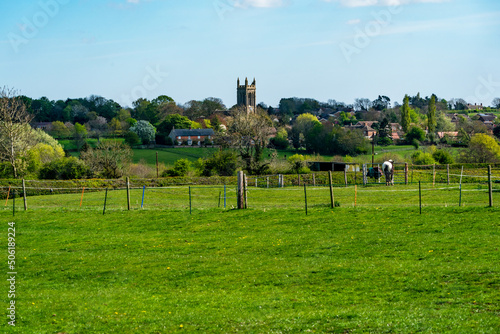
0,182 -> 498,215
0,164 -> 498,214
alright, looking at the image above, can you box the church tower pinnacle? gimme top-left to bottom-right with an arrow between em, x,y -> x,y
237,77 -> 256,113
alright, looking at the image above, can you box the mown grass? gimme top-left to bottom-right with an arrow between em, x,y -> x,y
1,186 -> 499,333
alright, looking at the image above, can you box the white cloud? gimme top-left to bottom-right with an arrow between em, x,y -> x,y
236,0 -> 288,8
324,0 -> 450,7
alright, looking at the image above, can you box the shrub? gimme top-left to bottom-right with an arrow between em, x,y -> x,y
411,151 -> 436,165
124,131 -> 141,147
130,120 -> 156,144
378,137 -> 393,146
406,126 -> 426,143
163,159 -> 192,177
199,151 -> 239,177
39,157 -> 92,180
432,150 -> 454,164
288,154 -> 310,174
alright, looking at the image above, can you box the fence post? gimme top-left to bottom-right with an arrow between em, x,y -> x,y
255,178 -> 258,188
297,174 -> 301,186
141,186 -> 146,209
303,183 -> 308,216
354,185 -> 357,208
22,179 -> 27,211
344,166 -> 348,187
126,177 -> 131,211
363,164 -> 367,186
224,184 -> 227,209
267,177 -> 269,189
405,163 -> 409,185
433,164 -> 436,187
447,164 -> 450,185
459,166 -> 464,207
237,171 -> 245,209
419,181 -> 422,215
80,187 -> 85,208
156,151 -> 159,178
313,173 -> 316,186
244,174 -> 248,209
488,165 -> 493,207
12,190 -> 15,217
189,186 -> 192,214
5,185 -> 11,206
329,171 -> 334,209
103,188 -> 108,215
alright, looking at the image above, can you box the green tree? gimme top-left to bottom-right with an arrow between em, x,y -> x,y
198,150 -> 239,176
405,126 -> 426,143
50,121 -> 71,138
164,158 -> 192,177
459,133 -> 500,163
270,128 -> 289,149
73,122 -> 88,151
130,120 -> 156,144
427,95 -> 437,134
400,95 -> 411,133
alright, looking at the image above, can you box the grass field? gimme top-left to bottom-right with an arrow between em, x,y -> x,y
1,186 -> 499,333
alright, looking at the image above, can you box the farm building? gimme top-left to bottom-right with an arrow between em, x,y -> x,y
168,128 -> 215,146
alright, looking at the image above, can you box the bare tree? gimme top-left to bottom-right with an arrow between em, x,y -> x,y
222,107 -> 273,175
80,141 -> 132,178
0,87 -> 35,178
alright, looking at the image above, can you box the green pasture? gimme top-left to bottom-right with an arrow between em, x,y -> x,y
1,185 -> 500,333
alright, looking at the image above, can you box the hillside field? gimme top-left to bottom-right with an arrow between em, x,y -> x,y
1,186 -> 499,333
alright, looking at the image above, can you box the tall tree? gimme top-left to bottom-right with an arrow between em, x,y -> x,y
401,95 -> 411,133
0,87 -> 35,178
427,94 -> 437,133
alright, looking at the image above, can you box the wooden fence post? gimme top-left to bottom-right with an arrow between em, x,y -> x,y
344,166 -> 348,187
313,173 -> 316,186
488,165 -> 493,207
303,183 -> 308,216
329,171 -> 334,208
447,164 -> 450,185
126,177 -> 131,211
433,164 -> 436,187
237,171 -> 245,209
22,179 -> 27,211
405,163 -> 409,185
156,151 -> 159,178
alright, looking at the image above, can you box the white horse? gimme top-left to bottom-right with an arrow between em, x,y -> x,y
382,160 -> 394,186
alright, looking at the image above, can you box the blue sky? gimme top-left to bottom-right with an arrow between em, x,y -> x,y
1,0 -> 499,108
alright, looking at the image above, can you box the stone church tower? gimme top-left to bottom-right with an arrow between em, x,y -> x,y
237,77 -> 256,113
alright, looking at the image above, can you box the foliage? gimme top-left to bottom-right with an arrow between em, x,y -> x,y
432,149 -> 454,164
130,120 -> 156,144
80,141 -> 132,178
124,131 -> 141,147
73,122 -> 88,151
224,108 -> 273,175
378,137 -> 393,146
400,95 -> 411,132
163,158 -> 192,177
405,126 -> 426,143
287,154 -> 310,174
0,87 -> 35,178
198,150 -> 239,177
459,133 -> 500,163
38,157 -> 92,179
411,150 -> 436,165
269,128 -> 289,149
427,94 -> 437,134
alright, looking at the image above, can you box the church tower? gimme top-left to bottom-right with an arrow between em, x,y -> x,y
237,77 -> 256,113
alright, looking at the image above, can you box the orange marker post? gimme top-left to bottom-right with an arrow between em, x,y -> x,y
5,186 -> 11,206
80,187 -> 85,207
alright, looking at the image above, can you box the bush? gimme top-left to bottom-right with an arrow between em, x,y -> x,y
124,131 -> 141,146
406,126 -> 426,143
378,137 -> 393,146
163,159 -> 192,177
199,151 -> 239,177
39,157 -> 92,180
432,150 -> 454,164
288,154 -> 310,174
411,151 -> 436,165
